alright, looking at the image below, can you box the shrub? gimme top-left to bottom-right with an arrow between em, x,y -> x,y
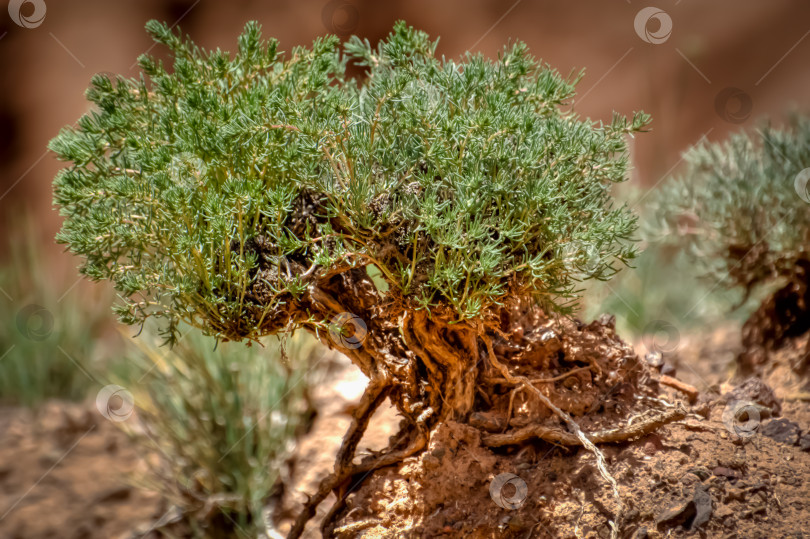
652,115 -> 810,370
652,115 -> 810,295
51,20 -> 658,536
118,327 -> 318,537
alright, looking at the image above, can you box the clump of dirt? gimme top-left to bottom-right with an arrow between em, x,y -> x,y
0,401 -> 163,539
489,313 -> 645,420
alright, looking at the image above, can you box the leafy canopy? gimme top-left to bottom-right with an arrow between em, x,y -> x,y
651,115 -> 810,293
51,20 -> 649,343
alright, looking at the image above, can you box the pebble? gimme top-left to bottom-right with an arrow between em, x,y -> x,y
655,498 -> 695,528
692,485 -> 713,529
761,418 -> 801,445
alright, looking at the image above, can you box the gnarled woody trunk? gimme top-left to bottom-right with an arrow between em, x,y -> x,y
280,265 -> 685,537
306,266 -> 480,427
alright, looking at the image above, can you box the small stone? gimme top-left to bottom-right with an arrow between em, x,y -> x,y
715,505 -> 734,520
645,351 -> 664,370
597,313 -> 616,329
631,526 -> 648,539
799,433 -> 810,452
691,485 -> 713,529
468,412 -> 502,432
656,498 -> 695,528
680,473 -> 697,487
712,466 -> 741,480
693,402 -> 711,419
643,434 -> 664,456
749,491 -> 768,506
539,329 -> 559,344
661,363 -> 677,376
761,418 -> 801,445
690,466 -> 711,481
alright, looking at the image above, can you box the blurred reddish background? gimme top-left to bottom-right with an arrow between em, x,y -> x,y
2,0 -> 809,261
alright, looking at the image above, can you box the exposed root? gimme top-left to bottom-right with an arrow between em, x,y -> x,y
481,404 -> 686,447
333,374 -> 390,473
485,365 -> 594,386
287,376 -> 388,539
287,428 -> 426,539
481,330 -> 624,539
331,519 -> 377,534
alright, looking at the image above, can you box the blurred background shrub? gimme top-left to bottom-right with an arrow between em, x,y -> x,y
114,327 -> 321,537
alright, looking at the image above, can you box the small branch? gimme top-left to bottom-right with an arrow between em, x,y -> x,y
659,375 -> 699,403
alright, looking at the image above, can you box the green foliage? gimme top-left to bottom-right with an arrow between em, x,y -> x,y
117,326 -> 318,537
651,115 -> 810,294
0,219 -> 113,406
51,20 -> 649,343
